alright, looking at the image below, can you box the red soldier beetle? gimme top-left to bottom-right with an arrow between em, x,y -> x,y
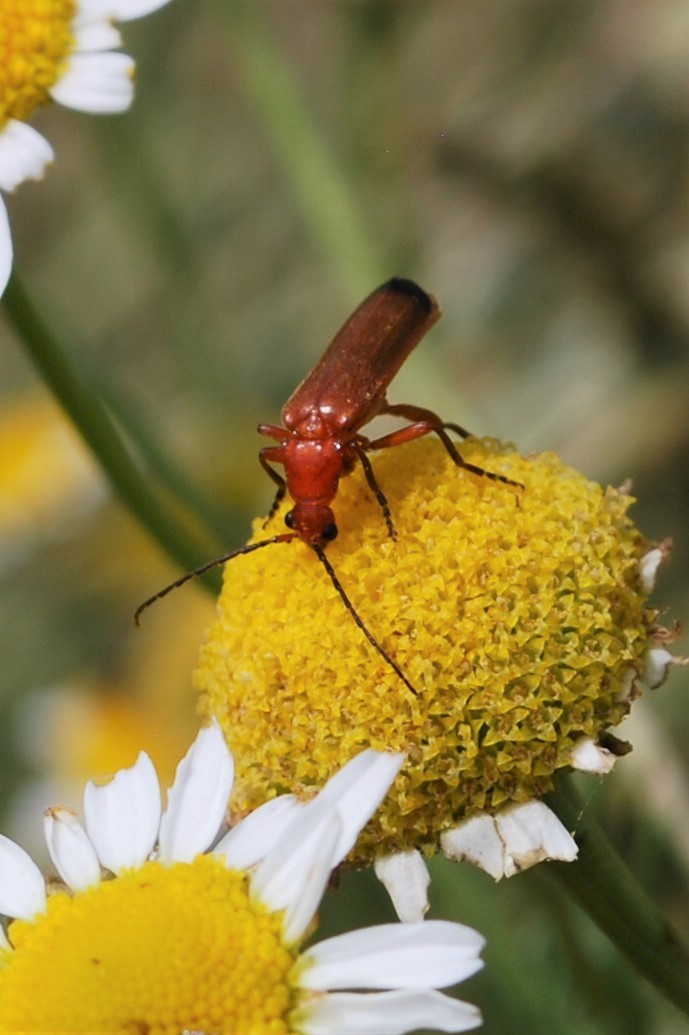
136,278 -> 522,695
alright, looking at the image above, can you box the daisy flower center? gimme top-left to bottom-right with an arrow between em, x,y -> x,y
0,855 -> 297,1034
0,0 -> 77,126
195,437 -> 656,862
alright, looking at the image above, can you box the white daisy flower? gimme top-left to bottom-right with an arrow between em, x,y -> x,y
0,0 -> 173,295
0,723 -> 486,1034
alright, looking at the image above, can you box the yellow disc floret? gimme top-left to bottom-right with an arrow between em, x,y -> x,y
0,1 -> 77,126
0,855 -> 296,1034
194,438 -> 658,861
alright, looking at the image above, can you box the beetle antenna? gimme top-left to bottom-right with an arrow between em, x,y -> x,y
134,533 -> 296,625
136,534 -> 418,696
311,543 -> 418,696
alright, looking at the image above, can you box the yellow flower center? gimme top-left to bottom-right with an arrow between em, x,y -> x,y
0,0 -> 77,127
194,438 -> 656,861
0,855 -> 298,1034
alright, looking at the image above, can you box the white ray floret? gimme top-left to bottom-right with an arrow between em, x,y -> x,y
44,806 -> 102,891
214,794 -> 301,870
374,849 -> 430,923
0,835 -> 46,921
441,801 -> 578,882
0,200 -> 11,293
50,53 -> 136,114
0,122 -> 54,193
252,750 -> 405,944
84,750 -> 161,872
570,736 -> 617,774
297,988 -> 483,1035
644,647 -> 686,690
639,547 -> 663,594
158,719 -> 234,863
299,921 -> 485,990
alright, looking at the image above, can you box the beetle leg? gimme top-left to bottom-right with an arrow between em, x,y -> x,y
259,446 -> 289,525
258,422 -> 292,443
382,402 -> 471,440
368,414 -> 522,489
351,441 -> 397,540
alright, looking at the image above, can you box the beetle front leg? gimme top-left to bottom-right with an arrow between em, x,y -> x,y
258,422 -> 291,443
259,446 -> 288,525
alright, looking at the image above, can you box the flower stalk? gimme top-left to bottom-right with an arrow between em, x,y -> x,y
546,778 -> 689,1017
219,0 -> 385,301
2,273 -> 222,592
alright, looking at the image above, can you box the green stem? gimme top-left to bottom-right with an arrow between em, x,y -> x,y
219,0 -> 387,301
95,377 -> 234,548
217,3 -> 467,422
2,274 -> 222,595
546,778 -> 689,1017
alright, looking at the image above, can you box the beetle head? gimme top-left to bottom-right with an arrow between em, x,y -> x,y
285,503 -> 338,546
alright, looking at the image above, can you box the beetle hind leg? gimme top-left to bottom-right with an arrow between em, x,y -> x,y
382,402 -> 471,439
372,404 -> 523,490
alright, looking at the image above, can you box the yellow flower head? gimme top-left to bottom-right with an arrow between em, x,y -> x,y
194,437 -> 670,863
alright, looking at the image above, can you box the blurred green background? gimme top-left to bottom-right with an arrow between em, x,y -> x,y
0,2 -> 688,1032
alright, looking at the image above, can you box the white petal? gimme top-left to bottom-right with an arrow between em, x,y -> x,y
639,547 -> 663,594
0,120 -> 54,192
495,801 -> 578,876
0,835 -> 47,921
50,53 -> 135,114
253,806 -> 341,944
374,850 -> 430,922
111,0 -> 174,19
158,722 -> 234,863
44,807 -> 101,891
442,802 -> 578,879
84,751 -> 161,872
314,750 -> 405,864
0,196 -> 12,298
297,989 -> 482,1035
300,920 -> 485,991
71,19 -> 123,52
442,815 -> 506,881
214,794 -> 300,870
570,737 -> 616,774
644,647 -> 683,689
252,752 -> 404,944
80,0 -> 173,21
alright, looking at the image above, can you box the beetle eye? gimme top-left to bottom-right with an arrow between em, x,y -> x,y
322,522 -> 338,542
284,511 -> 295,529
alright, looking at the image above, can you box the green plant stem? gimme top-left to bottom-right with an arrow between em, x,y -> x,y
546,778 -> 689,1017
95,377 -> 234,548
219,0 -> 387,302
217,2 -> 470,423
2,273 -> 222,594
